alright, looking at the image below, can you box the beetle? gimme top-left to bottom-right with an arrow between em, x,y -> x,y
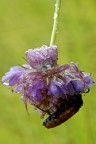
43,93 -> 83,128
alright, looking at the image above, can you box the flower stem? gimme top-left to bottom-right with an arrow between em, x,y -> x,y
50,0 -> 61,46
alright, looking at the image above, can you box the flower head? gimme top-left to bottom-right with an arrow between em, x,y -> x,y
2,45 -> 94,127
25,45 -> 58,70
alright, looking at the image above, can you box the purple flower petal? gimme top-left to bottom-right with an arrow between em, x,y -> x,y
9,73 -> 22,86
29,80 -> 47,102
60,84 -> 68,95
84,73 -> 94,88
36,90 -> 43,100
50,81 -> 62,98
66,82 -> 75,95
2,66 -> 25,85
53,79 -> 67,95
14,84 -> 23,93
71,80 -> 84,92
65,76 -> 72,85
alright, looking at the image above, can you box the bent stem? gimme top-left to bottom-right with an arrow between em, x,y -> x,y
50,0 -> 61,46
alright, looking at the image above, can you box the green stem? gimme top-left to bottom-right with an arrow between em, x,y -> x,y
50,0 -> 61,46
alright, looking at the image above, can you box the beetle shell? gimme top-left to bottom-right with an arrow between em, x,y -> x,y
43,93 -> 83,129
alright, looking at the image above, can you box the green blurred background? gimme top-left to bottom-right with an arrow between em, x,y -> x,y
0,0 -> 96,144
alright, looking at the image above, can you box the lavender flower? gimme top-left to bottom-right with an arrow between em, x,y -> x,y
2,45 -> 94,119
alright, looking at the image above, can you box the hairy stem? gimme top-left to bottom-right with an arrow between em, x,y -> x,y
50,0 -> 61,46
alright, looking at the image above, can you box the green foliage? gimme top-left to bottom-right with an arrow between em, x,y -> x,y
0,0 -> 96,144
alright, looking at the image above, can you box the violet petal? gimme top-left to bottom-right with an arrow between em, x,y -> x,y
50,81 -> 61,98
9,73 -> 23,86
84,74 -> 94,88
2,66 -> 24,84
71,80 -> 84,92
66,82 -> 75,95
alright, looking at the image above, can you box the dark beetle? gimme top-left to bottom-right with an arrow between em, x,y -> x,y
43,93 -> 83,129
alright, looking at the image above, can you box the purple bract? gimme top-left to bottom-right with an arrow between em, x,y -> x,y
2,45 -> 94,117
